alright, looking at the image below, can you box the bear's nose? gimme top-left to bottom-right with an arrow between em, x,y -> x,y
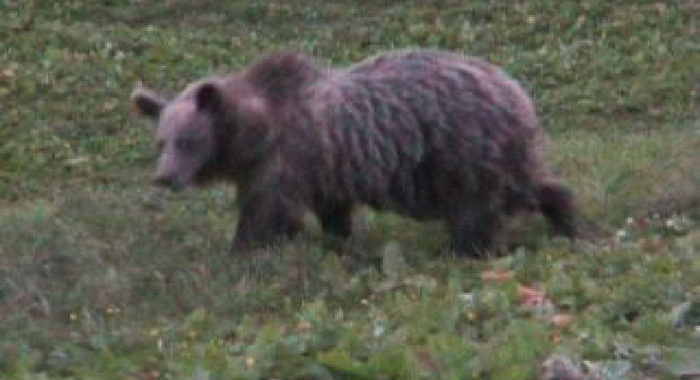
153,175 -> 184,191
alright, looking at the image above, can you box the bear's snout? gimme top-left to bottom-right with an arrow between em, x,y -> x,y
153,175 -> 185,191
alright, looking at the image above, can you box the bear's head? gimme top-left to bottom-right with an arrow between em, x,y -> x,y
132,81 -> 230,191
132,54 -> 315,191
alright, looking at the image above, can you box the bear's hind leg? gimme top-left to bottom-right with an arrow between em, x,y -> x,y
318,203 -> 354,238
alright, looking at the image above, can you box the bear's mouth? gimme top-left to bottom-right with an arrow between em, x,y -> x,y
153,175 -> 187,191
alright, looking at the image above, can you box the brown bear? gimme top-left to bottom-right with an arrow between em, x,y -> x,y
132,49 -> 575,256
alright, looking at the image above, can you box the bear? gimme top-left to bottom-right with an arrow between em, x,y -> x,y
131,49 -> 576,256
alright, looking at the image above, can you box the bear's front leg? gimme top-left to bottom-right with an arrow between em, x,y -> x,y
318,203 -> 354,238
231,190 -> 305,252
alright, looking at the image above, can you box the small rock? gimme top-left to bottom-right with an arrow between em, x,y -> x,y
584,360 -> 633,379
541,354 -> 585,380
671,300 -> 700,328
458,293 -> 475,304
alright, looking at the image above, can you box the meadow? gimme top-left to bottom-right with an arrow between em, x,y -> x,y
1,1 -> 698,378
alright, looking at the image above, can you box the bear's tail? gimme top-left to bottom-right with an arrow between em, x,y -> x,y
538,181 -> 577,238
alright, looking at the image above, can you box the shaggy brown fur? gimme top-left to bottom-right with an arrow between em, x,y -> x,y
132,49 -> 576,256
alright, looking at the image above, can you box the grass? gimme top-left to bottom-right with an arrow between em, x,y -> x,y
1,0 -> 698,378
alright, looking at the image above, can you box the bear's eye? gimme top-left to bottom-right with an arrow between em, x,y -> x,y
175,138 -> 197,152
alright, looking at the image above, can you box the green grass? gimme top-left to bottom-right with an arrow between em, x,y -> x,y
1,0 -> 698,378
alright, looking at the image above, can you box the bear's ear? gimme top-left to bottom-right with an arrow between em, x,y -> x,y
195,82 -> 223,113
131,88 -> 165,118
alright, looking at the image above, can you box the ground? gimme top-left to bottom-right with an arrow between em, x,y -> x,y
0,0 -> 698,379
